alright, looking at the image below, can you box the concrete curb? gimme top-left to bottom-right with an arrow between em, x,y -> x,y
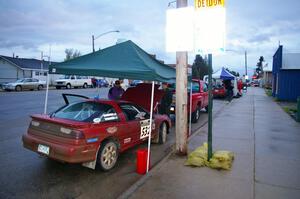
117,100 -> 229,199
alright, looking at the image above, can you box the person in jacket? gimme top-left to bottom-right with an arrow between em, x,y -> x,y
159,82 -> 173,116
108,80 -> 125,100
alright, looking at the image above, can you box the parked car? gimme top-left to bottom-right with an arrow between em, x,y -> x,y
55,75 -> 92,89
130,80 -> 143,87
213,85 -> 226,98
169,79 -> 209,123
22,86 -> 171,171
2,78 -> 46,91
251,80 -> 260,87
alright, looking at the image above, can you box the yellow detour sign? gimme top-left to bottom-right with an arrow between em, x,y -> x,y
195,0 -> 225,9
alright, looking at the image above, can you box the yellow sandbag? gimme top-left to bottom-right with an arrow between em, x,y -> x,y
208,159 -> 232,170
185,143 -> 234,170
185,142 -> 208,167
212,151 -> 234,162
185,155 -> 207,167
208,150 -> 234,170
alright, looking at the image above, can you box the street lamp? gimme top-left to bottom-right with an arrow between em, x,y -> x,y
92,30 -> 120,52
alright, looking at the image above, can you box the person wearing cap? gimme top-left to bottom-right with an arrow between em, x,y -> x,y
159,82 -> 173,116
108,80 -> 125,100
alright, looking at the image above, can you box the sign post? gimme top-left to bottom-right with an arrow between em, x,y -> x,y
194,0 -> 226,161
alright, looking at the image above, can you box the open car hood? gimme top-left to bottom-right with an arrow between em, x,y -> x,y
121,83 -> 165,112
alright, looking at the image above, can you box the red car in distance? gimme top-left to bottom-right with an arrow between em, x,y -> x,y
213,85 -> 226,98
22,84 -> 171,171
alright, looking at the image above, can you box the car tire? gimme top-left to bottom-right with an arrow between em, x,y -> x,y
83,83 -> 88,89
66,84 -> 71,89
38,85 -> 43,90
97,140 -> 118,171
159,122 -> 167,144
191,106 -> 200,123
15,85 -> 22,92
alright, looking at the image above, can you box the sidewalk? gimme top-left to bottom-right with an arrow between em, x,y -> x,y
121,88 -> 300,199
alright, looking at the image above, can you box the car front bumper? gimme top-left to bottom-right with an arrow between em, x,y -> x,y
22,133 -> 98,163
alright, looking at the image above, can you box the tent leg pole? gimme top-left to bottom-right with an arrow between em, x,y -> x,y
146,81 -> 155,173
43,72 -> 50,114
189,81 -> 192,136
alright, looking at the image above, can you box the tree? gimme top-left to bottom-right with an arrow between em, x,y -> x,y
255,56 -> 264,77
192,54 -> 209,80
64,49 -> 81,61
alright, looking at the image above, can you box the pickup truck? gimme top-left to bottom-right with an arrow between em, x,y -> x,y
169,79 -> 209,123
55,75 -> 92,89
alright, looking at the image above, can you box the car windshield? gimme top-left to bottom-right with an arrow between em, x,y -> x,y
53,101 -> 118,122
16,79 -> 24,83
170,81 -> 200,92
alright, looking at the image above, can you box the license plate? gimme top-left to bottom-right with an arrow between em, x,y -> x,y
37,144 -> 49,155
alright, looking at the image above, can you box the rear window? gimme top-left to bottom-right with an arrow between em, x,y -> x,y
53,102 -> 118,122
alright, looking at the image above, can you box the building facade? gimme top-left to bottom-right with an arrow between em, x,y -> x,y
272,46 -> 300,101
0,55 -> 61,85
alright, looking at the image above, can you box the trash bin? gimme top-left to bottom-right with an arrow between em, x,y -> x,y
136,148 -> 150,175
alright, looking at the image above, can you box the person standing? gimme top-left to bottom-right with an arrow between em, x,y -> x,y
108,80 -> 125,100
159,82 -> 173,116
223,79 -> 233,102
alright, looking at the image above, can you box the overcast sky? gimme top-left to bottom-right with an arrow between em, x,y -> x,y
0,0 -> 300,76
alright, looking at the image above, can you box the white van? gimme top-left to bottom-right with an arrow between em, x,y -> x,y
55,75 -> 92,89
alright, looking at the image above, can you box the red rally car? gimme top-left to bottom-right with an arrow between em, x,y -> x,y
22,84 -> 171,171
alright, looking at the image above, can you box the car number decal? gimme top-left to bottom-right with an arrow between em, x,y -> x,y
140,119 -> 151,139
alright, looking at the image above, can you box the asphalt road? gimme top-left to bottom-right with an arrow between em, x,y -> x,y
0,88 -> 225,199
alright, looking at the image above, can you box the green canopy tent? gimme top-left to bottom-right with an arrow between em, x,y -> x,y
44,40 -> 176,172
49,40 -> 175,82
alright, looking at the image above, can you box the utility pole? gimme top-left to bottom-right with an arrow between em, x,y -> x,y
175,0 -> 188,155
245,51 -> 248,76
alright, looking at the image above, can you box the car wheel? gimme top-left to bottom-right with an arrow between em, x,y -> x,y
159,122 -> 167,144
97,140 -> 118,171
38,85 -> 43,90
66,84 -> 71,89
191,106 -> 200,123
83,83 -> 88,89
15,85 -> 22,92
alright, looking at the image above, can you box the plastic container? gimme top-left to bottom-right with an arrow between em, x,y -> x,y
136,148 -> 150,174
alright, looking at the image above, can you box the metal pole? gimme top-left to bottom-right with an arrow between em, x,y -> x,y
146,81 -> 155,173
245,51 -> 247,76
92,35 -> 95,52
175,0 -> 188,155
189,81 -> 192,136
207,54 -> 213,161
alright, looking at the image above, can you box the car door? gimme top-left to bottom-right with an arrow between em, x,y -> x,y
23,79 -> 32,90
32,79 -> 39,89
118,103 -> 149,149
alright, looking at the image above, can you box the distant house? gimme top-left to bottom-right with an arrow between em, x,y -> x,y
272,45 -> 300,101
262,70 -> 272,89
0,55 -> 60,85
